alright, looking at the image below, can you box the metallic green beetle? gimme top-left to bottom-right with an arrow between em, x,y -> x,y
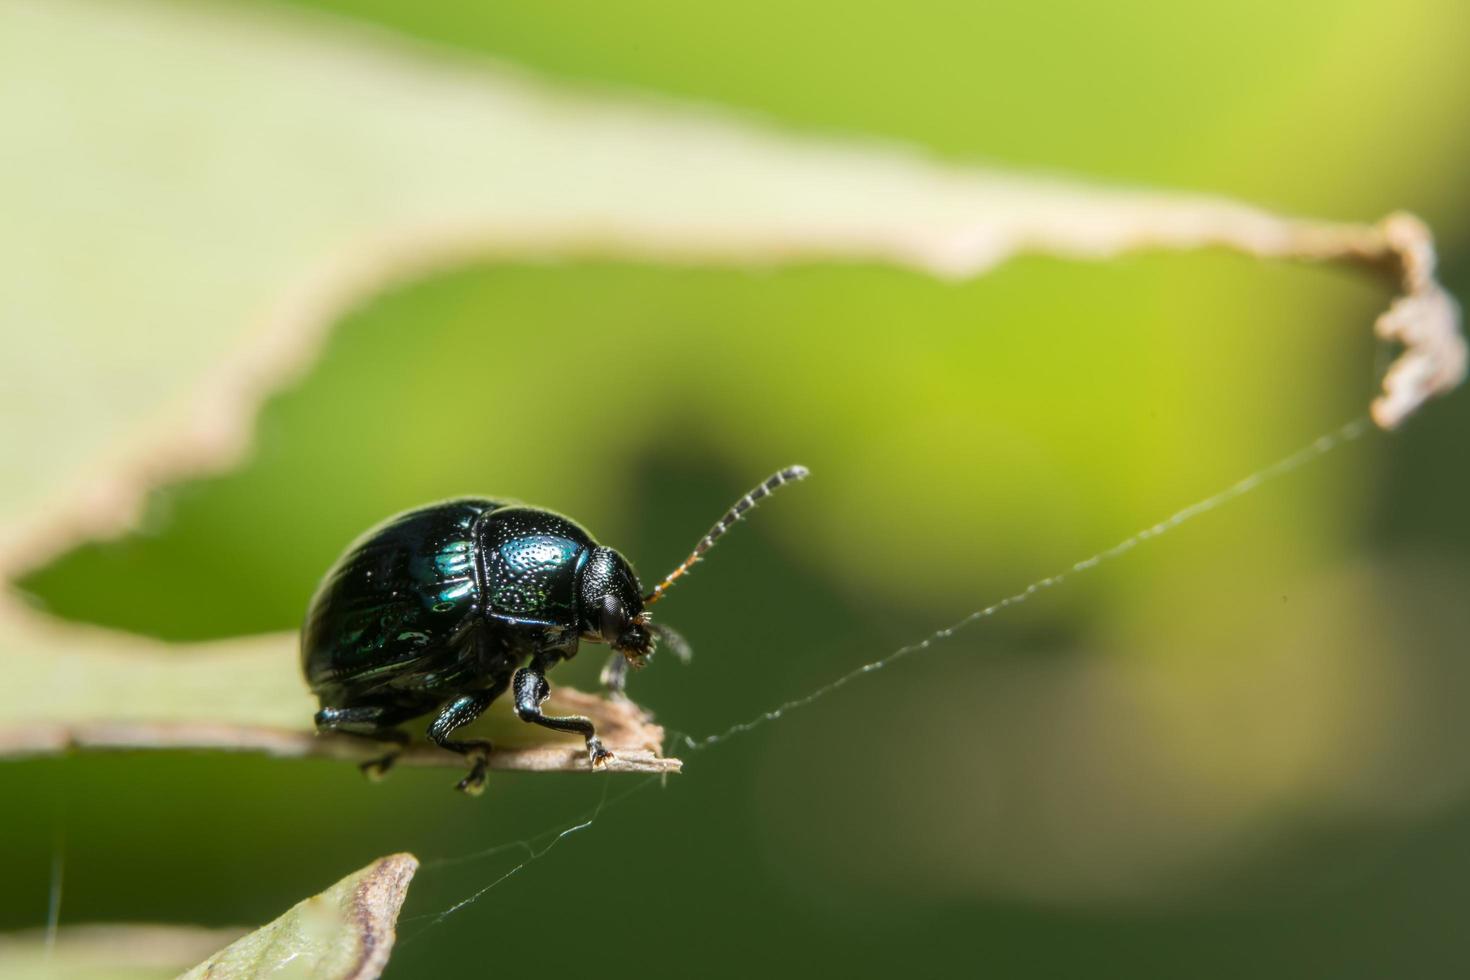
302,467 -> 807,793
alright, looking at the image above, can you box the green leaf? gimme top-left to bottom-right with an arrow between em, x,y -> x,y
178,854 -> 417,980
0,616 -> 680,773
0,925 -> 247,980
0,0 -> 1454,592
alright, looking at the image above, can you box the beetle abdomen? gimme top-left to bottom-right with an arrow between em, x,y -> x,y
302,498 -> 499,699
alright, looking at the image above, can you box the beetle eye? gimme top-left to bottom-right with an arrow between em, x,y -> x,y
599,594 -> 625,643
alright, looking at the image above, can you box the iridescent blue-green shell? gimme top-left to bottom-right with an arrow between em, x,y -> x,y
477,506 -> 592,627
302,499 -> 494,701
301,498 -> 601,707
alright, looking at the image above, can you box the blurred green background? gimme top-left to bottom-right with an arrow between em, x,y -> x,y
5,0 -> 1470,976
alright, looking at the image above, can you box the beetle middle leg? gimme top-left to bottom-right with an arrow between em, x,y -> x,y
514,664 -> 614,768
314,705 -> 411,781
426,683 -> 507,796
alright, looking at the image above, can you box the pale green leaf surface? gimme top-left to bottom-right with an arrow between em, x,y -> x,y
0,925 -> 247,980
0,0 -> 1454,589
0,605 -> 679,772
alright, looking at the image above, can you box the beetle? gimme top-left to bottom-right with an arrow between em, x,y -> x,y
302,466 -> 808,794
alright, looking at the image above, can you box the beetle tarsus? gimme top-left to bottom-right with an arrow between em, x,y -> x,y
457,756 -> 490,796
359,754 -> 399,782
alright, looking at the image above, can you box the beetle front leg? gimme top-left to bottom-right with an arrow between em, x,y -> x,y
513,665 -> 613,768
426,684 -> 505,796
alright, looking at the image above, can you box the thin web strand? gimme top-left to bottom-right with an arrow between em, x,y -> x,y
406,775 -> 665,934
419,837 -> 536,872
410,415 -> 1371,934
417,771 -> 660,873
428,815 -> 594,924
44,827 -> 63,958
425,780 -> 610,926
682,416 -> 1371,752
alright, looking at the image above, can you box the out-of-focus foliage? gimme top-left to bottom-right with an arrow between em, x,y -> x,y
0,925 -> 244,980
2,0 -> 1469,978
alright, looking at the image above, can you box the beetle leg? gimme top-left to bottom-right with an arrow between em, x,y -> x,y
599,653 -> 630,700
513,665 -> 614,768
313,706 -> 411,781
426,685 -> 505,796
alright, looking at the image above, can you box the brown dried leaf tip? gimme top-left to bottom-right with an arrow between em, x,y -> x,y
1370,212 -> 1466,429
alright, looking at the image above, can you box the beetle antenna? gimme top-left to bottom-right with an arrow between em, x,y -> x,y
644,465 -> 810,606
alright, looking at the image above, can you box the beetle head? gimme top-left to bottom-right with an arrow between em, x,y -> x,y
578,547 -> 654,664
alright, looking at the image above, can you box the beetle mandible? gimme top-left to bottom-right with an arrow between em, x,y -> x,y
301,466 -> 808,793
